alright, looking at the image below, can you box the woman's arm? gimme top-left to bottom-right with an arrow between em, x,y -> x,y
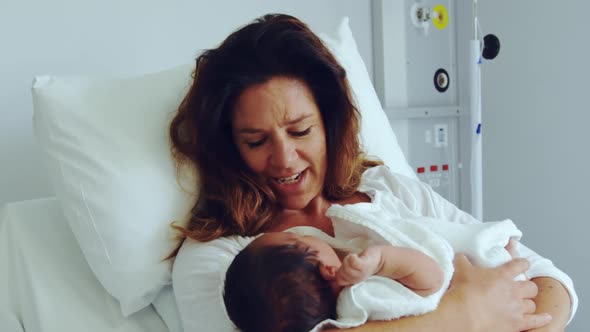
505,242 -> 570,332
324,255 -> 552,332
376,169 -> 577,324
172,236 -> 255,331
526,277 -> 571,332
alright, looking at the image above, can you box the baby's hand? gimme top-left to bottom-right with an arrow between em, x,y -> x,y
336,247 -> 382,286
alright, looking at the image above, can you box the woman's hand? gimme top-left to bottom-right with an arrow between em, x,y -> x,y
524,326 -> 564,332
449,254 -> 552,332
505,238 -> 519,258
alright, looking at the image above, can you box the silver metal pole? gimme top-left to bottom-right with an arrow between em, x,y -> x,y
473,0 -> 478,39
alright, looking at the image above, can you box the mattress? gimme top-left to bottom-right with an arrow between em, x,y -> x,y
0,198 -> 169,332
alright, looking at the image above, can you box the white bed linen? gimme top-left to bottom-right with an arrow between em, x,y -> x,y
0,198 -> 169,332
152,285 -> 183,332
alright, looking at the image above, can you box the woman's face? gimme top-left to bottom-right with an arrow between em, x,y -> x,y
232,77 -> 327,210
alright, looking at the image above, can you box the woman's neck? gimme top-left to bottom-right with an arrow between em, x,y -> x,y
287,194 -> 331,216
269,192 -> 370,235
270,196 -> 333,234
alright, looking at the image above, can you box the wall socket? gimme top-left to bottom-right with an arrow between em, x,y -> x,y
434,124 -> 448,147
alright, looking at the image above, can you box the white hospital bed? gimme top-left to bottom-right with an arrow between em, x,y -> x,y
0,18 -> 415,332
0,198 -> 169,332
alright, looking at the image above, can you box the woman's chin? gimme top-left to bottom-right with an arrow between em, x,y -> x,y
278,196 -> 310,211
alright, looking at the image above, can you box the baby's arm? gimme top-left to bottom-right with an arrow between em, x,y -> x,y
336,246 -> 444,296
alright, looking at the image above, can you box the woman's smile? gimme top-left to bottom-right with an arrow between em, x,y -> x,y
275,171 -> 303,184
270,168 -> 308,195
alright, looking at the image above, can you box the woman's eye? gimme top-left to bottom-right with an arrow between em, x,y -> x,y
291,127 -> 312,137
246,138 -> 266,149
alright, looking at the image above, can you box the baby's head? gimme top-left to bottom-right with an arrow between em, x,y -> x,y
223,232 -> 342,332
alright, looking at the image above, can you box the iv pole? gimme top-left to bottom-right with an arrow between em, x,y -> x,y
470,0 -> 483,220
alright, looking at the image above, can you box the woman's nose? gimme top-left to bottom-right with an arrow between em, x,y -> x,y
269,138 -> 297,169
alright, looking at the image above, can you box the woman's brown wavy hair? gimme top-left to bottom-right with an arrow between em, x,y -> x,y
167,14 -> 381,257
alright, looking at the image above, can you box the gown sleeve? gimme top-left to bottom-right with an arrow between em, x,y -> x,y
172,235 -> 255,332
360,165 -> 578,323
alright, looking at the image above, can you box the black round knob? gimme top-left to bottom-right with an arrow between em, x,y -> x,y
482,34 -> 501,60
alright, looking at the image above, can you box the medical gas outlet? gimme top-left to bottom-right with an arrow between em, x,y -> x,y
417,164 -> 450,190
407,118 -> 458,205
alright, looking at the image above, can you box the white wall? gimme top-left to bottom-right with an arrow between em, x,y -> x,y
4,0 -> 585,327
0,0 -> 373,204
480,1 -> 589,330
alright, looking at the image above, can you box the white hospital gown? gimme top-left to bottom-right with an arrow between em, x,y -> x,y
172,165 -> 578,331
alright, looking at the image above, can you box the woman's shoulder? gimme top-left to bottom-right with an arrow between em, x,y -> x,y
174,235 -> 255,272
173,235 -> 256,284
359,165 -> 447,217
361,165 -> 478,222
360,165 -> 423,193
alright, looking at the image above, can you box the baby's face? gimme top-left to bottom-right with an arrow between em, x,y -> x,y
252,232 -> 341,270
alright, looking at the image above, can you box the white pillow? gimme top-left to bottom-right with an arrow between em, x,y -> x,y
319,18 -> 416,179
32,65 -> 195,316
32,17 -> 414,317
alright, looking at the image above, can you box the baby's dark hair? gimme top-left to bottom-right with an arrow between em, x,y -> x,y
223,241 -> 336,332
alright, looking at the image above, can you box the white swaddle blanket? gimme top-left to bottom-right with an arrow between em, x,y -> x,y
290,202 -> 522,331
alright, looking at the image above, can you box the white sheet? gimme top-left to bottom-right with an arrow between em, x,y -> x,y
0,198 -> 169,332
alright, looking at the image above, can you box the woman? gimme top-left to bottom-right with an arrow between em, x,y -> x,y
169,14 -> 575,332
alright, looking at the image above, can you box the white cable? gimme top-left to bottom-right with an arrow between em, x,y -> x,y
477,18 -> 485,53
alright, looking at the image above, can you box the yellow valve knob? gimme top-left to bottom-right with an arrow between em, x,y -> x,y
432,4 -> 449,30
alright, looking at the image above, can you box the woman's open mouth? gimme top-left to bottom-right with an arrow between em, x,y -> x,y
275,171 -> 303,185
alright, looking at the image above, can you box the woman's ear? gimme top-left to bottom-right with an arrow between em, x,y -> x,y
319,263 -> 338,281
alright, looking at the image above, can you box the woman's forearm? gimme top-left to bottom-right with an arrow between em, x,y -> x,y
527,277 -> 571,332
322,288 -> 469,332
